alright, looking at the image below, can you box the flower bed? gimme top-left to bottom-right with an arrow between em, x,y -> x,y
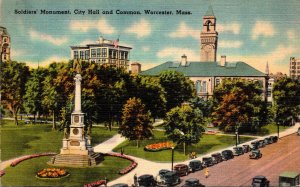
204,130 -> 220,135
0,170 -> 5,177
36,168 -> 68,179
144,141 -> 175,152
104,152 -> 138,174
84,180 -> 106,187
10,152 -> 57,167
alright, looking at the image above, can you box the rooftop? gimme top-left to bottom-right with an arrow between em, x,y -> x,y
140,61 -> 266,77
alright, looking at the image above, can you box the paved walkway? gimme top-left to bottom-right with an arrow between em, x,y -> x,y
93,134 -> 126,153
106,123 -> 300,186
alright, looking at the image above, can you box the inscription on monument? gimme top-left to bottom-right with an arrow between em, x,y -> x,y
70,141 -> 80,146
73,128 -> 79,135
74,115 -> 79,123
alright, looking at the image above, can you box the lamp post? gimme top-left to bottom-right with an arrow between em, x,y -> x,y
171,147 -> 174,171
235,124 -> 240,148
277,120 -> 280,139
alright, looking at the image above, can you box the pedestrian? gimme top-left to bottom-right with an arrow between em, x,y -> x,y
204,167 -> 209,178
134,173 -> 137,186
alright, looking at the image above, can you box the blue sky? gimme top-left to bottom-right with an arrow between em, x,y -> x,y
1,0 -> 300,73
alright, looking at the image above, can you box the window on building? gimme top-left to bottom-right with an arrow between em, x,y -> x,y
267,90 -> 272,97
74,51 -> 78,59
3,38 -> 7,43
124,52 -> 128,60
216,78 -> 220,86
196,80 -> 207,93
80,51 -> 84,59
102,48 -> 107,57
97,48 -> 101,57
85,50 -> 89,60
91,49 -> 96,58
102,59 -> 106,64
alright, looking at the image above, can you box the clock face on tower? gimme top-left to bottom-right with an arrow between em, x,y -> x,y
204,45 -> 213,52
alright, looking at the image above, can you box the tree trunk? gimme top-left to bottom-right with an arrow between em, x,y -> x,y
136,139 -> 139,148
33,113 -> 36,124
13,110 -> 18,125
52,110 -> 56,130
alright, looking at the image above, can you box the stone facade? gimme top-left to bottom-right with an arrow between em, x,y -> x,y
0,26 -> 10,63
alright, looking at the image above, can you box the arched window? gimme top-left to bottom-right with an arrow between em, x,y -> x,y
206,20 -> 212,32
196,81 -> 201,94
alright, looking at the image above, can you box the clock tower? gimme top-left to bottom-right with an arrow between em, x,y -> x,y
200,6 -> 218,62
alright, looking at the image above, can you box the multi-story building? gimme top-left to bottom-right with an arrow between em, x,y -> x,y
290,57 -> 300,79
70,36 -> 132,71
141,6 -> 268,100
0,26 -> 11,63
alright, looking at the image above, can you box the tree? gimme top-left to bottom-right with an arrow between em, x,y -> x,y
273,77 -> 300,126
211,79 -> 264,132
23,68 -> 47,123
164,104 -> 205,155
0,61 -> 29,125
119,97 -> 153,147
133,75 -> 166,119
189,97 -> 213,119
159,70 -> 195,111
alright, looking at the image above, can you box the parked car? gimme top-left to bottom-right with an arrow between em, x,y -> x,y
233,146 -> 244,156
279,171 -> 300,187
221,150 -> 234,160
138,174 -> 157,187
202,157 -> 214,167
242,145 -> 251,153
270,136 -> 278,143
264,137 -> 273,145
189,160 -> 203,172
252,175 -> 270,187
257,140 -> 266,148
211,153 -> 223,164
249,150 -> 262,159
174,164 -> 189,176
182,178 -> 205,187
297,127 -> 300,136
111,183 -> 129,187
250,141 -> 259,150
157,170 -> 180,186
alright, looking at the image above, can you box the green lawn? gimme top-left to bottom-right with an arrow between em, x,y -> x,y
1,156 -> 131,186
113,130 -> 254,162
0,119 -> 130,186
1,120 -> 117,161
256,123 -> 290,135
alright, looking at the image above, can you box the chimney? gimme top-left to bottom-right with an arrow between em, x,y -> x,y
220,55 -> 226,66
181,54 -> 187,66
131,62 -> 141,75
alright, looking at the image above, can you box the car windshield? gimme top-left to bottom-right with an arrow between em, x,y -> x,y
203,157 -> 211,161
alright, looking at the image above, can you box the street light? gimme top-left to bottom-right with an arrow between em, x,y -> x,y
235,124 -> 240,148
171,147 -> 174,171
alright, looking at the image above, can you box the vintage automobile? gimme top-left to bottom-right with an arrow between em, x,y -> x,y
263,137 -> 272,145
250,141 -> 259,150
279,171 -> 300,187
174,164 -> 189,176
202,157 -> 214,167
233,146 -> 244,156
111,183 -> 129,187
270,136 -> 278,143
249,150 -> 262,159
189,160 -> 203,172
211,153 -> 223,164
257,140 -> 266,148
221,150 -> 234,160
157,170 -> 180,186
242,145 -> 251,153
182,178 -> 205,187
138,174 -> 157,187
297,127 -> 300,136
252,175 -> 270,187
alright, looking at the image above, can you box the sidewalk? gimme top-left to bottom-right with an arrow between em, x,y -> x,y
107,123 -> 300,185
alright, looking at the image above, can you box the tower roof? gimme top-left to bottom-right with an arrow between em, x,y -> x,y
205,5 -> 215,16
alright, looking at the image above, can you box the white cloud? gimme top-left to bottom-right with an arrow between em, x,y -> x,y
29,30 -> 68,46
218,23 -> 241,34
69,19 -> 116,35
168,22 -> 199,39
26,56 -> 68,68
219,40 -> 243,48
157,47 -> 199,61
252,21 -> 275,40
11,48 -> 26,57
142,46 -> 150,52
125,19 -> 151,38
224,45 -> 297,74
79,39 -> 96,45
287,29 -> 296,40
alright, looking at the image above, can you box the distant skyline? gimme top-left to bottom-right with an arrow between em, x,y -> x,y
1,0 -> 300,74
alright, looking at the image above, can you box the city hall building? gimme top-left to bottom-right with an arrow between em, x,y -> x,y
140,7 -> 268,100
70,36 -> 132,71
